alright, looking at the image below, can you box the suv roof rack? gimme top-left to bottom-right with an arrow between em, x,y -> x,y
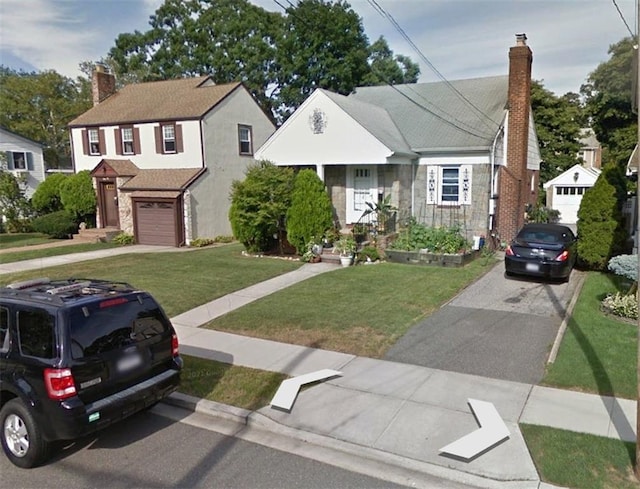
1,278 -> 139,305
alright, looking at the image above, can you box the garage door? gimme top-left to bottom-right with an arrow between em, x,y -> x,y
135,201 -> 177,246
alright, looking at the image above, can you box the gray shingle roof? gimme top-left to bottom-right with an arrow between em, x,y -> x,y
69,77 -> 241,127
120,168 -> 204,190
320,90 -> 416,156
349,76 -> 508,152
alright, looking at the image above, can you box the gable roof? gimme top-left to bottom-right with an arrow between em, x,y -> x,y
543,164 -> 601,188
349,75 -> 508,152
69,77 -> 242,127
91,159 -> 139,177
0,126 -> 44,147
320,90 -> 415,156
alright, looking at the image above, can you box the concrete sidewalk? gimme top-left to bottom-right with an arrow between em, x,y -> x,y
0,244 -> 192,275
2,248 -> 636,488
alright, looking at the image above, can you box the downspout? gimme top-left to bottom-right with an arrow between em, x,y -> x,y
489,125 -> 503,233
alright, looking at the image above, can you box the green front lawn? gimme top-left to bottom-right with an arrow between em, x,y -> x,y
0,233 -> 53,249
521,424 -> 638,489
206,258 -> 496,357
0,244 -> 302,318
543,272 -> 637,399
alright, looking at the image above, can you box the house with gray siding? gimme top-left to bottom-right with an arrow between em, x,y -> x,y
256,35 -> 542,245
68,68 -> 275,246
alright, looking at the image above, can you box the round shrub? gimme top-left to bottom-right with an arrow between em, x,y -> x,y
32,173 -> 68,214
31,210 -> 77,238
286,169 -> 334,254
59,170 -> 96,222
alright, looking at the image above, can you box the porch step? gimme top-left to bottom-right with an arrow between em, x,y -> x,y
319,250 -> 341,264
73,226 -> 121,243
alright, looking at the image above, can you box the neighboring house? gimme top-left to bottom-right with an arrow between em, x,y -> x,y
0,126 -> 46,199
256,34 -> 541,245
543,164 -> 601,224
578,127 -> 602,169
68,67 -> 275,246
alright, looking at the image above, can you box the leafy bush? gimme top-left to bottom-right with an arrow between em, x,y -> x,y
285,169 -> 334,254
607,254 -> 637,282
32,173 -> 68,214
213,235 -> 234,243
390,220 -> 470,253
59,170 -> 96,223
356,246 -> 380,263
31,210 -> 77,238
602,292 -> 638,320
0,170 -> 32,232
229,162 -> 295,253
112,232 -> 135,245
526,204 -> 560,223
577,165 -> 628,270
190,237 -> 215,247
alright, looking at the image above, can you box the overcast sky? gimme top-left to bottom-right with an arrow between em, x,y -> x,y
0,0 -> 635,96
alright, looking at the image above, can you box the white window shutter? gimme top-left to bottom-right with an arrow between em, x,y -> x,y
460,165 -> 472,205
426,166 -> 438,204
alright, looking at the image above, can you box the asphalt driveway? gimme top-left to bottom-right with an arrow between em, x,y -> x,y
385,260 -> 582,384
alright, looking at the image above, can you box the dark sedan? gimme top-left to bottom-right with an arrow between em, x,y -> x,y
504,223 -> 577,280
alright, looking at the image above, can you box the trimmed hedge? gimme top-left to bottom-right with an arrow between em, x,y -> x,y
31,210 -> 77,238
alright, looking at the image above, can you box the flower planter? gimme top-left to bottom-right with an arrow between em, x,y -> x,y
340,256 -> 353,267
385,249 -> 477,267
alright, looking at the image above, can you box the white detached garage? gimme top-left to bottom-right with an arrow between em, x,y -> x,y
543,164 -> 601,224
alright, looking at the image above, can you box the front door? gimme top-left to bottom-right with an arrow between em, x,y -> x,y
100,181 -> 119,228
346,166 -> 377,224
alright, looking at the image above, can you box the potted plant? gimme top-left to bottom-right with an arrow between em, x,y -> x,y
301,237 -> 322,263
334,235 -> 356,267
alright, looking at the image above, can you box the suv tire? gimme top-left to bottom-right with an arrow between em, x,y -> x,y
1,399 -> 50,469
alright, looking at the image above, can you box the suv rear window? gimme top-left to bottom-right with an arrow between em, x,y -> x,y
67,296 -> 170,359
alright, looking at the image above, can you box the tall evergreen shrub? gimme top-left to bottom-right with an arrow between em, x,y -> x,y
285,169 -> 334,254
229,162 -> 295,253
576,165 -> 627,270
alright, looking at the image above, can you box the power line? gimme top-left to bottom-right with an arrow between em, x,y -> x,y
366,0 -> 502,133
612,0 -> 635,37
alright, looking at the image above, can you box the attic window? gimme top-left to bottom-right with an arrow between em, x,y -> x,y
238,125 -> 253,155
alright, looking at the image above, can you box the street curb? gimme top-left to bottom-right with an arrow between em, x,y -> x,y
164,393 -> 541,489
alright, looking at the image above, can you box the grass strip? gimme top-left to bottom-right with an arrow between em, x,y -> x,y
543,272 -> 637,399
521,424 -> 638,489
178,355 -> 286,411
1,242 -> 118,263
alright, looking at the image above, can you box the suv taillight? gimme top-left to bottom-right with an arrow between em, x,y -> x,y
44,368 -> 77,400
172,333 -> 179,357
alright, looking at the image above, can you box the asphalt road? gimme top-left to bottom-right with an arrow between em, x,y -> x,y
385,261 -> 581,384
0,408 -> 411,489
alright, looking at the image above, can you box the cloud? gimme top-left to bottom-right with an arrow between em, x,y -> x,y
0,0 -> 96,77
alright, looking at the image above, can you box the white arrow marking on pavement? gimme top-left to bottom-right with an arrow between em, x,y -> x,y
439,398 -> 510,461
270,369 -> 342,412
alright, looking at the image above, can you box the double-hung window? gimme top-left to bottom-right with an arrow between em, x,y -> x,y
121,127 -> 134,154
88,129 -> 101,155
11,152 -> 27,170
441,168 -> 460,202
238,125 -> 252,155
163,125 -> 176,153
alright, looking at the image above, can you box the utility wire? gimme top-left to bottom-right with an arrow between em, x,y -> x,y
366,0 -> 502,132
612,0 -> 635,38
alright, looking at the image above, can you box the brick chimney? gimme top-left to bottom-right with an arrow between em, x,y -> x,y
92,64 -> 116,106
495,33 -> 537,244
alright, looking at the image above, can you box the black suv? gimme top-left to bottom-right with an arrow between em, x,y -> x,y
0,278 -> 182,468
